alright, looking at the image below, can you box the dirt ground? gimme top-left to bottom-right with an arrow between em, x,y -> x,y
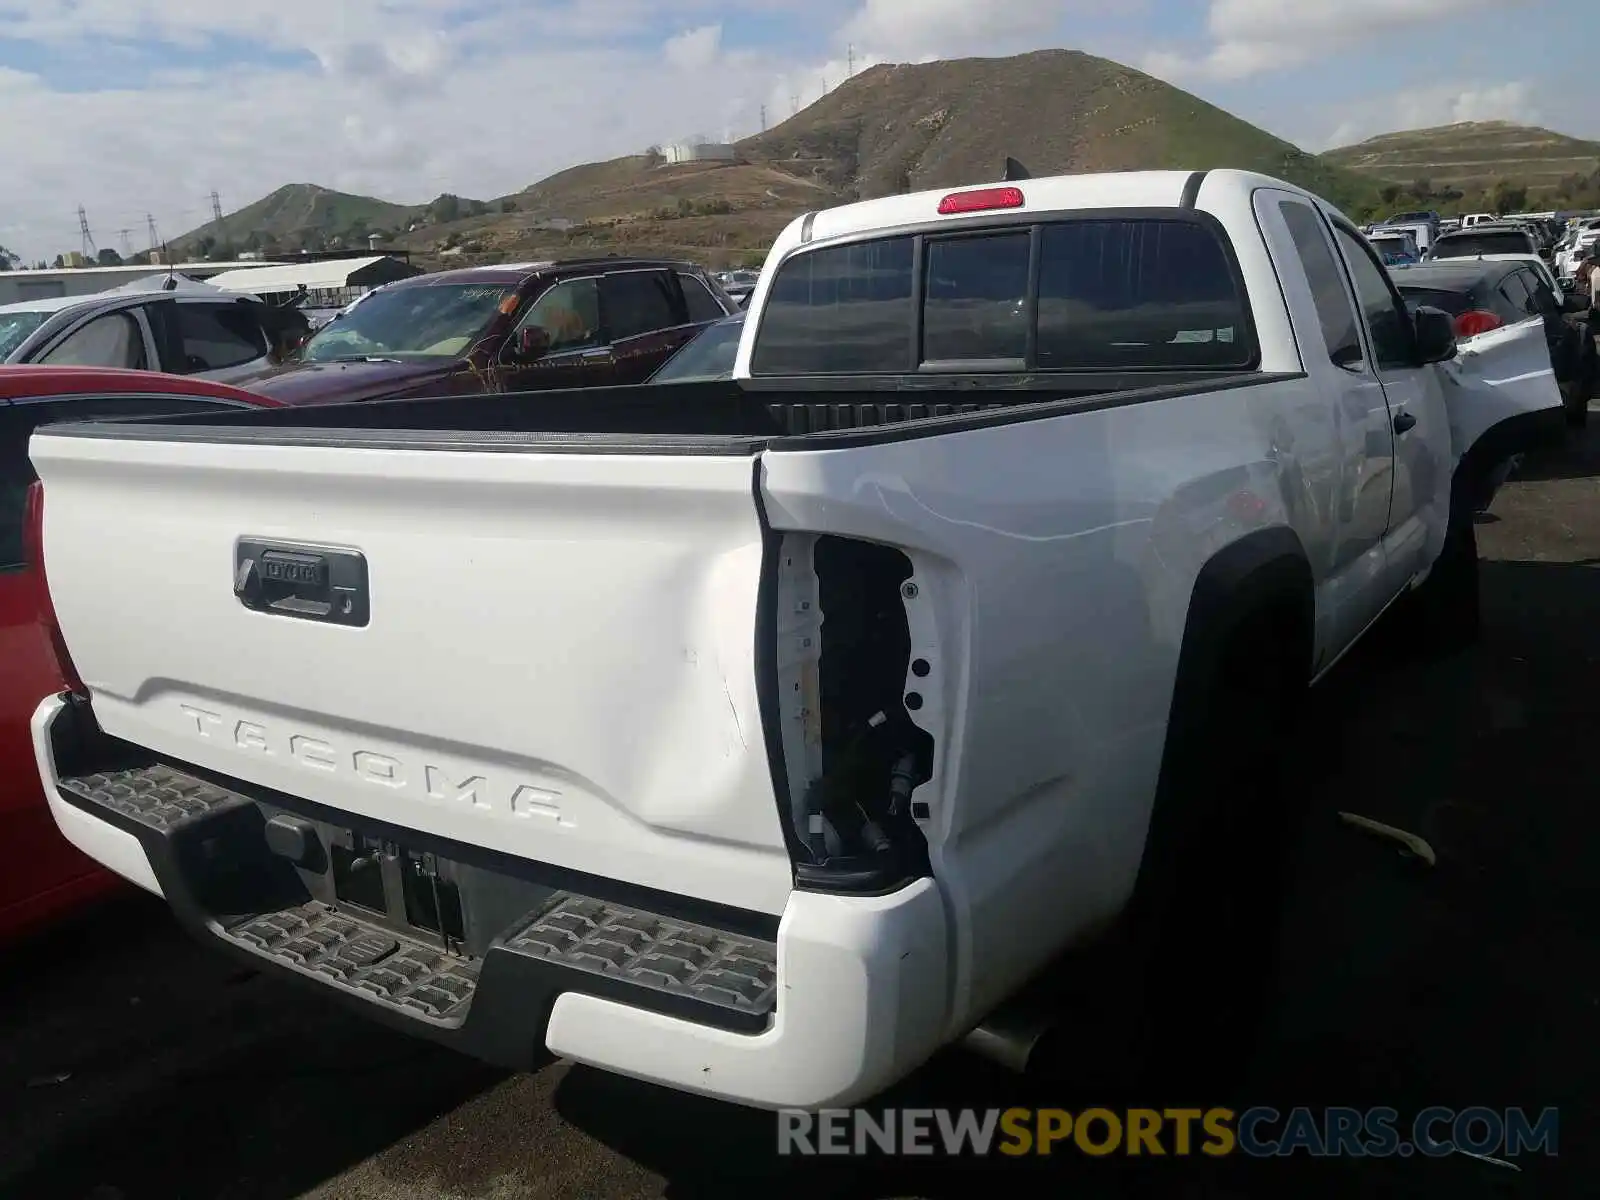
3,425 -> 1598,1200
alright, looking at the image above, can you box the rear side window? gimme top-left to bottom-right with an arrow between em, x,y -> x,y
602,271 -> 680,341
750,237 -> 914,374
1494,271 -> 1531,321
1521,268 -> 1559,317
38,312 -> 147,369
1278,200 -> 1362,366
750,217 -> 1254,375
177,304 -> 267,371
1036,221 -> 1252,369
1433,230 -> 1535,257
1394,285 -> 1473,317
677,273 -> 726,323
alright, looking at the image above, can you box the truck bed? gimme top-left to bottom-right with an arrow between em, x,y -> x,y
69,371 -> 1291,448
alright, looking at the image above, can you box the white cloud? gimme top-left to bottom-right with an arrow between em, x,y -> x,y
1315,81 -> 1542,150
1146,0 -> 1516,81
0,3 -> 822,260
664,24 -> 723,72
839,0 -> 1062,62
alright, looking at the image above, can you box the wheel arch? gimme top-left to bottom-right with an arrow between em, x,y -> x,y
1126,525 -> 1314,917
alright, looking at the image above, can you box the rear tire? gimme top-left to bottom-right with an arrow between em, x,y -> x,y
1110,606 -> 1308,1098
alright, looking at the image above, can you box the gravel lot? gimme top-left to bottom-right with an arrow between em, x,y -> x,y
4,423 -> 1599,1200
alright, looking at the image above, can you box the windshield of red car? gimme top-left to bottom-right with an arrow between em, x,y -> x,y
299,283 -> 518,362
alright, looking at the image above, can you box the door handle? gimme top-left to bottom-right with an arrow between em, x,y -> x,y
1393,411 -> 1417,435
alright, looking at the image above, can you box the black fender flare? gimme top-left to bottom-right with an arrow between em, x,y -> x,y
1165,525 -> 1314,700
1127,527 -> 1314,915
1453,406 -> 1566,517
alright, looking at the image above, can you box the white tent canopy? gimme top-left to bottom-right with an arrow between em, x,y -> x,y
204,257 -> 402,294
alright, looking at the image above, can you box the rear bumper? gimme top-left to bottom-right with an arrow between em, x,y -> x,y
32,693 -> 950,1109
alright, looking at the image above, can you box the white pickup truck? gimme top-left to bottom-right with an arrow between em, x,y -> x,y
27,169 -> 1563,1110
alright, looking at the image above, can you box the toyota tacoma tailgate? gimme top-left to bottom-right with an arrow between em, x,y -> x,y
29,430 -> 794,916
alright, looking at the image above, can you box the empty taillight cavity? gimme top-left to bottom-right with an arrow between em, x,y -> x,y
774,533 -> 934,890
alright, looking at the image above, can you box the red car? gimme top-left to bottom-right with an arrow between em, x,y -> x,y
0,366 -> 280,941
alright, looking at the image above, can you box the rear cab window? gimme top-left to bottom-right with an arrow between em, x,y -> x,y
1432,231 -> 1534,257
749,214 -> 1257,376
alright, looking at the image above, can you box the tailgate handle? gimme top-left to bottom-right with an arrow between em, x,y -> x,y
234,539 -> 369,627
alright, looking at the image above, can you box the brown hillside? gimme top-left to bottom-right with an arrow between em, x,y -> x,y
739,50 -> 1373,206
1323,121 -> 1600,192
206,48 -> 1394,268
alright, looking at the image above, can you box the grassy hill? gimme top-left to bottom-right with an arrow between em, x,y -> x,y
1323,121 -> 1600,193
387,49 -> 1387,268
168,184 -> 425,256
185,49 -> 1397,269
738,50 -> 1374,209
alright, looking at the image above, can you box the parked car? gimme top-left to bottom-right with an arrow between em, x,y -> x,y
645,310 -> 744,383
0,286 -> 311,381
0,366 -> 281,943
26,168 -> 1563,1109
233,260 -> 739,405
1554,220 -> 1600,280
1367,228 -> 1420,265
1392,258 -> 1596,426
1426,223 -> 1540,260
713,270 -> 760,308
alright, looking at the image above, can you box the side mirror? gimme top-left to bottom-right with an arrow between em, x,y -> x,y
513,326 -> 550,362
1413,305 -> 1457,364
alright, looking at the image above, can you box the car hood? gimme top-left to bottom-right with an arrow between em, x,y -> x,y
223,357 -> 462,405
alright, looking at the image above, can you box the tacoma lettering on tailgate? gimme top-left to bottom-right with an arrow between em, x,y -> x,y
177,704 -> 574,826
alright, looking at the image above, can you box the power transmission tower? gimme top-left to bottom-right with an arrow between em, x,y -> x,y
790,92 -> 799,116
146,214 -> 160,251
759,104 -> 767,132
210,190 -> 223,224
77,206 -> 96,258
847,44 -> 855,77
116,228 -> 134,257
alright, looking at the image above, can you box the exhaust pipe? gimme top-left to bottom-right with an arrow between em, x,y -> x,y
961,996 -> 1061,1074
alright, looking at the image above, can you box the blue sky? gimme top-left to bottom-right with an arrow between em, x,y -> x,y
0,0 -> 1588,261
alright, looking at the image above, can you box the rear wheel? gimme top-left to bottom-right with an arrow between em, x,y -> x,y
1076,606 -> 1309,1099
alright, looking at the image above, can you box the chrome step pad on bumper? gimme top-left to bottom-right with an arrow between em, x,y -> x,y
53,748 -> 778,1064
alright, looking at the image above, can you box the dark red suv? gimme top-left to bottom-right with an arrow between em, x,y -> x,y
227,258 -> 739,406
0,366 -> 282,942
